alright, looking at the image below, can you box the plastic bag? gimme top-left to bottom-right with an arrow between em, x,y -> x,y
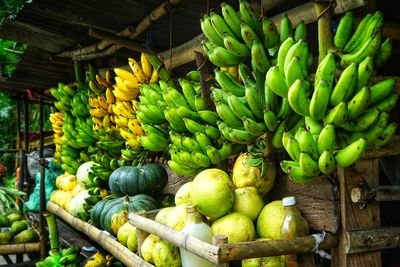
24,161 -> 63,212
26,149 -> 53,178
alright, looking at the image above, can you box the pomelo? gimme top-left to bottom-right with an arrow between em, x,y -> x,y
174,181 -> 192,205
211,212 -> 255,243
232,187 -> 264,221
155,206 -> 175,225
190,168 -> 234,218
256,200 -> 285,240
117,222 -> 136,247
165,204 -> 187,230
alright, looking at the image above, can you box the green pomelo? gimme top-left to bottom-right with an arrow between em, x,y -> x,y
211,212 -> 255,243
256,200 -> 285,240
141,234 -> 160,264
166,204 -> 187,230
117,222 -> 136,247
232,187 -> 264,221
155,207 -> 175,225
152,239 -> 181,267
174,181 -> 193,205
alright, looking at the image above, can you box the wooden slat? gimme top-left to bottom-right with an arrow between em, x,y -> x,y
0,243 -> 40,255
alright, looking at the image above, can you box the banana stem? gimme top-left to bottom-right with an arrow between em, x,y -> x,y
145,53 -> 176,88
44,213 -> 61,256
313,2 -> 334,62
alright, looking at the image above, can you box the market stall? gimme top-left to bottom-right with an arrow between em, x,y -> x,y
1,0 -> 400,266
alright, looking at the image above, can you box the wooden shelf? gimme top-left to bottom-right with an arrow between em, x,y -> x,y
46,201 -> 153,267
0,243 -> 40,255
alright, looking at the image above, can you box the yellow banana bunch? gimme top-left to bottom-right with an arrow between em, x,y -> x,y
50,112 -> 64,146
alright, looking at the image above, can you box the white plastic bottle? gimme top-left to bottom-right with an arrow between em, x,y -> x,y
179,205 -> 214,267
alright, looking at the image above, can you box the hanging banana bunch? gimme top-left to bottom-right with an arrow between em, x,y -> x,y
50,112 -> 64,163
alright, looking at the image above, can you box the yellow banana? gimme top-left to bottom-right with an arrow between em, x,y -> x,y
120,127 -> 137,140
107,103 -> 114,114
96,73 -> 109,88
141,53 -> 153,79
113,85 -> 138,101
88,97 -> 100,108
97,96 -> 109,110
103,114 -> 111,127
116,101 -> 135,119
121,100 -> 135,114
92,116 -> 103,126
89,107 -> 107,117
126,136 -> 142,148
149,68 -> 159,83
128,58 -> 148,83
106,87 -> 115,104
105,69 -> 112,83
128,119 -> 145,136
114,67 -> 138,84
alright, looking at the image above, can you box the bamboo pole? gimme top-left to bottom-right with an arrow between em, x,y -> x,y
57,0 -> 183,59
344,227 -> 400,254
47,202 -> 153,267
351,185 -> 400,204
38,97 -> 47,260
313,1 -> 334,61
0,243 -> 40,255
213,235 -> 228,267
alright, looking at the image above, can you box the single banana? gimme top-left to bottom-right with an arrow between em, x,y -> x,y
198,110 -> 219,126
330,63 -> 358,106
369,79 -> 396,106
347,86 -> 371,120
334,138 -> 367,167
262,17 -> 279,49
288,79 -> 311,116
318,124 -> 336,154
194,94 -> 210,111
314,53 -> 336,90
215,69 -> 246,97
240,22 -> 260,49
195,132 -> 212,153
324,102 -> 348,127
318,149 -> 337,175
369,92 -> 399,112
309,80 -> 331,120
341,108 -> 380,132
373,122 -> 397,148
179,78 -> 197,111
294,20 -> 308,42
206,145 -> 223,165
242,116 -> 267,136
285,136 -> 301,161
181,136 -> 203,153
284,39 -> 309,77
191,151 -> 212,168
299,152 -> 320,177
265,66 -> 289,98
272,123 -> 286,149
277,37 -> 295,75
280,160 -> 300,174
251,40 -> 271,73
210,11 -> 237,39
221,2 -> 242,38
212,45 -> 243,67
297,129 -> 319,161
356,56 -> 374,91
205,125 -> 221,140
263,109 -> 278,132
227,93 -> 255,120
215,101 -> 243,128
287,165 -> 316,184
168,88 -> 191,109
177,105 -> 198,121
334,12 -> 354,50
285,56 -> 305,88
375,37 -> 392,68
239,0 -> 263,38
217,142 -> 233,160
141,53 -> 153,80
238,62 -> 256,88
305,116 -> 323,134
276,98 -> 293,120
245,85 -> 264,120
183,117 -> 207,135
223,33 -> 250,58
264,79 -> 279,112
279,13 -> 293,43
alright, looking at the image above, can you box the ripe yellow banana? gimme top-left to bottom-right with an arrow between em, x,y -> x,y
89,107 -> 107,117
97,96 -> 109,110
141,53 -> 153,79
113,85 -> 138,101
126,136 -> 142,148
88,97 -> 100,108
149,68 -> 159,83
114,67 -> 138,84
128,118 -> 145,136
128,57 -> 148,83
105,87 -> 115,104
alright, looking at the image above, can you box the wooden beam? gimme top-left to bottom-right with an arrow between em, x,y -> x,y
0,243 -> 40,255
344,227 -> 400,254
351,185 -> 400,204
313,1 -> 334,61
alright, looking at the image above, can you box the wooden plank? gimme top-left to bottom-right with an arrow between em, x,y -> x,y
336,159 -> 381,267
345,227 -> 400,254
267,174 -> 339,234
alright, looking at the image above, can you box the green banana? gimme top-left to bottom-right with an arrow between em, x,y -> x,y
305,116 -> 323,134
177,105 -> 198,120
215,101 -> 243,128
164,107 -> 186,132
194,94 -> 210,111
240,22 -> 260,49
294,126 -> 306,140
343,13 -> 373,52
341,108 -> 380,132
168,160 -> 200,176
206,145 -> 223,165
186,70 -> 201,82
324,102 -> 348,127
318,149 -> 337,174
170,150 -> 186,166
369,92 -> 399,112
221,2 -> 242,38
334,12 -> 354,50
212,46 -> 243,67
263,109 -> 278,132
375,37 -> 392,68
179,78 -> 197,111
314,53 -> 336,90
369,79 -> 396,106
318,124 -> 336,154
265,66 -> 289,98
272,123 -> 286,149
309,80 -> 331,120
287,165 -> 316,184
294,20 -> 307,41
223,33 -> 250,58
280,160 -> 300,174
285,56 -> 305,88
205,124 -> 221,140
349,111 -> 389,145
162,90 -> 177,108
284,136 -> 301,161
276,98 -> 293,120
264,78 -> 279,112
217,120 -> 257,144
242,116 -> 267,136
227,93 -> 255,120
284,39 -> 309,77
340,31 -> 382,67
198,110 -> 219,126
277,37 -> 295,74
218,142 -> 233,160
191,151 -> 212,168
141,133 -> 168,152
178,150 -> 203,168
297,129 -> 319,161
181,136 -> 203,153
245,85 -> 264,120
215,69 -> 246,97
347,86 -> 371,120
299,152 -> 320,176
200,15 -> 225,47
239,0 -> 263,39
262,17 -> 279,48
373,122 -> 397,148
168,87 -> 191,109
334,138 -> 367,167
251,39 -> 271,73
238,62 -> 256,88
330,63 -> 358,106
356,56 -> 374,91
279,13 -> 293,43
288,79 -> 311,116
350,11 -> 383,53
183,117 -> 207,135
210,11 -> 237,39
195,132 -> 212,153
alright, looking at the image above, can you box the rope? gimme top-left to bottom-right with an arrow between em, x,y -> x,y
311,231 -> 332,260
314,0 -> 336,21
197,58 -> 207,71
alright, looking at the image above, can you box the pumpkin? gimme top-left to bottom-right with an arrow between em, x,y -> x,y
91,194 -> 159,235
108,164 -> 168,196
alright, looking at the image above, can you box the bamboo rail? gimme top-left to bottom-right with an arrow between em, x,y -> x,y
47,202 -> 153,267
0,243 -> 40,255
128,212 -> 338,264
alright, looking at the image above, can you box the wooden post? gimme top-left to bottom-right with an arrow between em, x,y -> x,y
335,159 -> 381,267
313,1 -> 334,61
136,212 -> 149,258
212,235 -> 228,267
38,97 -> 47,260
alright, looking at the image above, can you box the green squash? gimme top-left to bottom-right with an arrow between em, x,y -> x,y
108,164 -> 168,196
91,195 -> 119,228
98,194 -> 159,235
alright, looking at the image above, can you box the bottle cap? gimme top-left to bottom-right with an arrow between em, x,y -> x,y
282,196 -> 296,206
185,205 -> 197,213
